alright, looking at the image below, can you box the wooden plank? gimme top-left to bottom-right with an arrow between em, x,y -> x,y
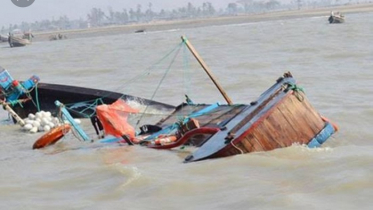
276,95 -> 315,144
260,112 -> 290,148
298,94 -> 325,132
238,135 -> 254,152
288,94 -> 325,135
252,121 -> 280,150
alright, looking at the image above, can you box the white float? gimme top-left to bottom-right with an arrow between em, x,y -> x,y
21,110 -> 81,134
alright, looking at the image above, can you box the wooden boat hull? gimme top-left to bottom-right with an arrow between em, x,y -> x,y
184,73 -> 336,162
0,35 -> 8,42
328,15 -> 344,24
10,83 -> 175,119
9,36 -> 31,47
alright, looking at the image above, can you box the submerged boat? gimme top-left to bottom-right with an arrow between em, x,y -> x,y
42,36 -> 337,162
134,72 -> 337,162
0,66 -> 175,121
2,36 -> 338,162
328,11 -> 345,24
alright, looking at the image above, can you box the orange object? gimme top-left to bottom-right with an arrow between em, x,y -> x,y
12,80 -> 19,86
321,116 -> 339,132
33,124 -> 71,149
148,127 -> 220,149
154,135 -> 178,145
96,99 -> 139,141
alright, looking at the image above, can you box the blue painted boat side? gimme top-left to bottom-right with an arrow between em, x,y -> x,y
307,122 -> 335,148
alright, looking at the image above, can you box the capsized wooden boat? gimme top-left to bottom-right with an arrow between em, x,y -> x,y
139,72 -> 337,162
95,36 -> 338,162
183,72 -> 336,162
328,11 -> 345,24
13,83 -> 175,119
24,36 -> 338,162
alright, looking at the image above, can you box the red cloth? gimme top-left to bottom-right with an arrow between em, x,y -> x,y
96,99 -> 139,140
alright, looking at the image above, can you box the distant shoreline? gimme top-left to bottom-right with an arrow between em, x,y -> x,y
31,3 -> 373,42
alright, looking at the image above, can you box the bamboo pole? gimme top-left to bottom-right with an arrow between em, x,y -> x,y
181,36 -> 233,105
0,99 -> 25,126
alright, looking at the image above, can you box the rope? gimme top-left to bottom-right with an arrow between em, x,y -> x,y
9,100 -> 23,108
66,98 -> 104,118
136,42 -> 183,127
93,41 -> 185,100
61,42 -> 185,121
23,82 -> 41,112
34,84 -> 40,112
287,83 -> 304,102
230,140 -> 244,154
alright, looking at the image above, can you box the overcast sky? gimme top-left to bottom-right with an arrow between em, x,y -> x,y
0,0 -> 254,27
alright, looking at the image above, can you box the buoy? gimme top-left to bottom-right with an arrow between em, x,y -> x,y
32,124 -> 71,149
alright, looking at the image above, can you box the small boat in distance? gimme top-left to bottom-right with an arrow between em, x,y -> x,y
0,34 -> 8,42
49,33 -> 67,41
328,11 -> 345,24
135,29 -> 146,33
8,31 -> 33,47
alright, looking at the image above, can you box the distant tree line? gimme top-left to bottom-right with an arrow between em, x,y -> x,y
0,0 -> 363,34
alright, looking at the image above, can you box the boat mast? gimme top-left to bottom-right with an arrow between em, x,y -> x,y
181,36 -> 233,105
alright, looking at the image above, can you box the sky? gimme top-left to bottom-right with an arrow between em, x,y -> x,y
0,0 -> 250,27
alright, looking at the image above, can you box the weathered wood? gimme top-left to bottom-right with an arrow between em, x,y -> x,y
215,90 -> 326,157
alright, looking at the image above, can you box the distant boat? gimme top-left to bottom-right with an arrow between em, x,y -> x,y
135,29 -> 146,33
328,11 -> 345,24
8,32 -> 33,47
49,33 -> 67,41
0,34 -> 8,42
9,36 -> 31,47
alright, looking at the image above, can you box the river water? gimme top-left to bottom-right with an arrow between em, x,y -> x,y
0,12 -> 372,210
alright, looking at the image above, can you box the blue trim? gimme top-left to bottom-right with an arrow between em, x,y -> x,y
188,102 -> 220,119
98,136 -> 121,143
143,102 -> 220,141
55,100 -> 91,141
308,122 -> 335,148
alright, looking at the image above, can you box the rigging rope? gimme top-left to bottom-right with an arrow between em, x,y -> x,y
96,41 -> 185,99
62,42 -> 185,119
287,83 -> 304,102
135,42 -> 183,127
